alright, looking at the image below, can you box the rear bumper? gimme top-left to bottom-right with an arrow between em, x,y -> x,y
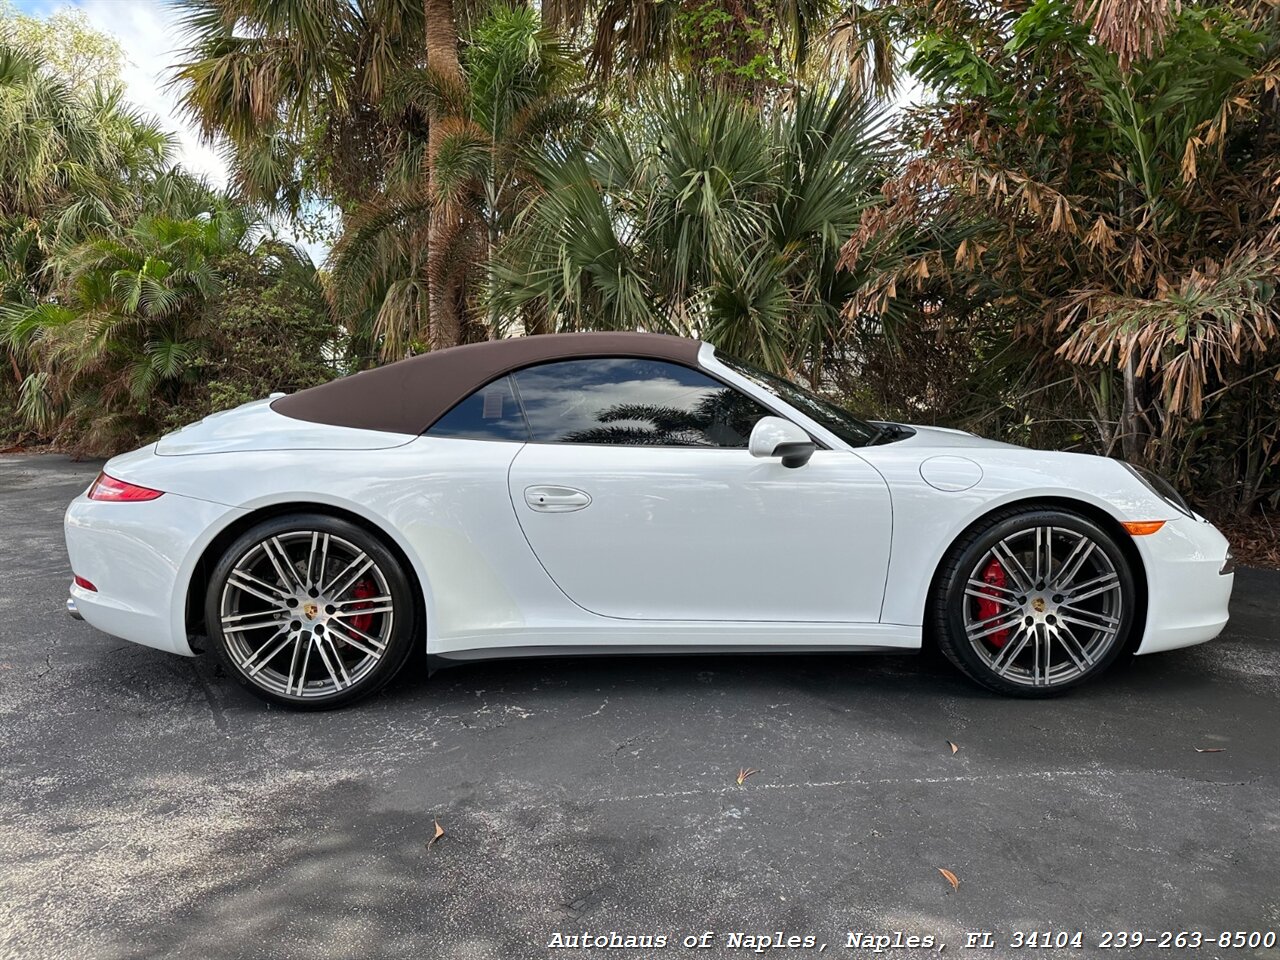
1133,516 -> 1234,655
65,490 -> 244,656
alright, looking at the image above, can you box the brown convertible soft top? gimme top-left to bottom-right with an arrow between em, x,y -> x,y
271,332 -> 704,435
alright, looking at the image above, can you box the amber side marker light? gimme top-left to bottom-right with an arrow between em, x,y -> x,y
87,471 -> 163,502
1122,520 -> 1166,536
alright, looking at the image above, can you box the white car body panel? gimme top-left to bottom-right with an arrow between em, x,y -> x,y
507,444 -> 892,621
66,490 -> 244,655
852,442 -> 1232,653
155,398 -> 413,456
64,345 -> 1234,669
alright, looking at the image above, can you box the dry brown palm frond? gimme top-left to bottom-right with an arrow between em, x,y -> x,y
1075,0 -> 1178,71
1058,241 -> 1280,417
372,276 -> 428,359
1083,214 -> 1119,254
584,0 -> 675,85
814,3 -> 897,97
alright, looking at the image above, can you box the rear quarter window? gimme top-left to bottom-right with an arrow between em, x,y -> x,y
426,375 -> 529,441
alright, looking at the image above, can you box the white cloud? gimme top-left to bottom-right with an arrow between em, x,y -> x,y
77,0 -> 229,186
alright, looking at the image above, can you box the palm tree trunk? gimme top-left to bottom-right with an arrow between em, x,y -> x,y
487,208 -> 499,340
426,0 -> 465,350
1121,352 -> 1140,461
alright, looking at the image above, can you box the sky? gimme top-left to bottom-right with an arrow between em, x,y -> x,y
13,0 -> 332,264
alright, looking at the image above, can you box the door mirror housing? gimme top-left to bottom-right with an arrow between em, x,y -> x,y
748,416 -> 816,468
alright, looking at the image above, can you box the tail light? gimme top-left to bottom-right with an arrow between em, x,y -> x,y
73,575 -> 97,592
87,472 -> 164,502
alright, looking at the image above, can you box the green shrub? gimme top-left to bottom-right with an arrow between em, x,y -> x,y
158,252 -> 342,436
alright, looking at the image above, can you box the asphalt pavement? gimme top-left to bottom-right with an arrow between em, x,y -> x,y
2,454 -> 1278,960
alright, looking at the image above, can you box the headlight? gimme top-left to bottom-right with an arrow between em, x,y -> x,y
1123,463 -> 1194,518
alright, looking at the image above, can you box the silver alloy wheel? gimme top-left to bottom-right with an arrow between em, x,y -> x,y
218,531 -> 395,699
962,525 -> 1123,688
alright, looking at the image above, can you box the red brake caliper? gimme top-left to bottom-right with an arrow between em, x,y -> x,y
977,558 -> 1011,648
349,579 -> 376,633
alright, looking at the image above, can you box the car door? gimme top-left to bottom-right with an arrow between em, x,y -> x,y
505,357 -> 892,622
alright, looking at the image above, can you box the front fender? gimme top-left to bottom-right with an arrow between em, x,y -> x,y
857,447 -> 1180,628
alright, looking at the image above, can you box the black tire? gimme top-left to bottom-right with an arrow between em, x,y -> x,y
932,506 -> 1137,697
205,513 -> 418,710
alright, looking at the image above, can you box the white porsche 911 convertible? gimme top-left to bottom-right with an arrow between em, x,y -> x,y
64,333 -> 1234,708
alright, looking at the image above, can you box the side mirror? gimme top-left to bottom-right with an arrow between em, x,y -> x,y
748,416 -> 816,468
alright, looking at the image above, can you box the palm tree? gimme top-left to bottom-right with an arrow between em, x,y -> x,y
173,0 -> 893,356
493,82 -> 890,381
174,0 -> 519,352
0,42 -> 174,390
173,0 -> 419,216
0,44 -> 173,290
326,3 -> 588,357
425,0 -> 468,349
0,186 -> 317,451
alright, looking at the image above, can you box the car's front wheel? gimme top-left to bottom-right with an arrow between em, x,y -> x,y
205,513 -> 417,709
934,506 -> 1137,696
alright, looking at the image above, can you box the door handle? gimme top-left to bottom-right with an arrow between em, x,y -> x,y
524,485 -> 592,513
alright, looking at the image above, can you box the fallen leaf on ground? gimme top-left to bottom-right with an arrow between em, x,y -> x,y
1194,747 -> 1226,753
938,868 -> 960,891
736,767 -> 759,785
426,820 -> 445,850
946,740 -> 959,754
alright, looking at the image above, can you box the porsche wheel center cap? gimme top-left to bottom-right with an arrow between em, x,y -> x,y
1031,597 -> 1047,614
303,602 -> 319,620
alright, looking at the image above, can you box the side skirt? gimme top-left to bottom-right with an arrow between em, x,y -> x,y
427,622 -> 922,660
426,630 -> 923,674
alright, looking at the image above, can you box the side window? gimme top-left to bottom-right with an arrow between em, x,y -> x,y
511,358 -> 771,447
427,375 -> 529,441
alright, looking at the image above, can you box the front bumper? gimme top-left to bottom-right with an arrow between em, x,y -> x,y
65,490 -> 244,656
1132,515 -> 1234,655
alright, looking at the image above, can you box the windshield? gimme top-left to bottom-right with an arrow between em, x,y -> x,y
714,351 -> 881,448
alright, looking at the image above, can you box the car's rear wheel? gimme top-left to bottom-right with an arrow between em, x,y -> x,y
934,506 -> 1137,696
205,514 -> 417,709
